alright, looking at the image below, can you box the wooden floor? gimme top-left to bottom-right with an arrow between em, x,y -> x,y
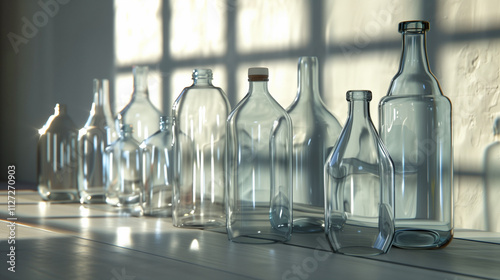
0,190 -> 499,279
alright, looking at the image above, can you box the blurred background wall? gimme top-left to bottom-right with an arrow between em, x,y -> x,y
1,0 -> 499,232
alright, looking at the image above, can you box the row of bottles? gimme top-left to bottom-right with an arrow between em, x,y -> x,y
37,21 -> 455,255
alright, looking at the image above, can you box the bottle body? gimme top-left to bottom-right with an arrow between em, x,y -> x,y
142,116 -> 174,216
78,79 -> 111,204
105,125 -> 144,213
172,69 -> 230,228
379,21 -> 453,249
118,66 -> 162,142
287,56 -> 342,233
325,90 -> 395,256
37,104 -> 79,201
226,68 -> 293,243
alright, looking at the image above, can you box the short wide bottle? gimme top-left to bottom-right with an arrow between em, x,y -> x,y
325,90 -> 395,256
226,67 -> 293,243
37,104 -> 79,201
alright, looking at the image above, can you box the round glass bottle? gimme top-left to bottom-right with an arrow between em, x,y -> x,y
379,21 -> 453,249
325,90 -> 395,256
286,56 -> 342,233
117,66 -> 162,142
105,124 -> 144,214
142,116 -> 174,216
226,67 -> 293,243
78,79 -> 111,204
172,69 -> 230,228
483,117 -> 500,232
37,104 -> 79,201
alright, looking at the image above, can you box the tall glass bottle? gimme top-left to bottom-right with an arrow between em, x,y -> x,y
325,90 -> 395,256
142,116 -> 174,216
105,124 -> 144,214
483,117 -> 500,232
286,56 -> 342,233
226,67 -> 293,243
78,79 -> 111,204
172,69 -> 230,228
37,104 -> 79,201
379,21 -> 453,249
118,66 -> 162,142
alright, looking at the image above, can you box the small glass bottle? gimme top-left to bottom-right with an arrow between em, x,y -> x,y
172,69 -> 230,228
483,117 -> 500,232
118,66 -> 162,142
379,21 -> 453,249
78,79 -> 111,204
105,124 -> 144,214
325,90 -> 395,256
37,104 -> 79,201
226,67 -> 293,243
286,56 -> 342,233
142,116 -> 174,216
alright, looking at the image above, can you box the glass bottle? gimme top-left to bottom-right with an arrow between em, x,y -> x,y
142,116 -> 174,216
78,79 -> 111,204
37,104 -> 79,201
379,21 -> 453,249
226,67 -> 293,243
483,117 -> 500,232
286,56 -> 342,233
118,66 -> 162,143
325,90 -> 395,256
172,69 -> 230,228
105,124 -> 144,214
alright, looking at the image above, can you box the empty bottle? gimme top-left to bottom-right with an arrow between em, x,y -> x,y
78,79 -> 111,204
226,67 -> 293,243
286,56 -> 342,233
37,104 -> 79,201
483,117 -> 500,232
325,90 -> 395,255
117,66 -> 162,142
142,116 -> 174,216
172,69 -> 230,228
105,124 -> 144,214
379,21 -> 453,249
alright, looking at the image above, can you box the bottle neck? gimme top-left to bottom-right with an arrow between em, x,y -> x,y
248,80 -> 270,97
133,68 -> 149,99
399,31 -> 431,74
193,76 -> 213,86
296,57 -> 322,104
348,99 -> 372,125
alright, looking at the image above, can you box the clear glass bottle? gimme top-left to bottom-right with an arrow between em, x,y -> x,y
142,116 -> 174,216
105,124 -> 144,214
172,69 -> 230,228
325,90 -> 395,256
379,21 -> 453,249
483,117 -> 500,232
226,67 -> 293,243
37,104 -> 79,201
78,79 -> 111,204
118,66 -> 162,142
286,56 -> 342,233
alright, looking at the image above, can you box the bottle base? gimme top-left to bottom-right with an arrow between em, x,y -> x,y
38,186 -> 79,202
336,246 -> 385,256
228,233 -> 290,244
79,192 -> 106,204
293,217 -> 324,233
173,216 -> 225,229
393,228 -> 453,249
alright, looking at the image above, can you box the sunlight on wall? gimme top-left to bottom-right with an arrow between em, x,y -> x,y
169,0 -> 226,59
439,0 -> 500,32
237,0 -> 309,53
114,0 -> 162,66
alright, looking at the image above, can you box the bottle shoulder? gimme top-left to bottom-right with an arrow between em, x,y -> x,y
228,93 -> 290,124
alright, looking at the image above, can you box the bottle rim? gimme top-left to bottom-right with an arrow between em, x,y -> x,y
399,20 -> 430,33
346,90 -> 372,101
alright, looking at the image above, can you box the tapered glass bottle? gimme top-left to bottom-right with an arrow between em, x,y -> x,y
142,116 -> 174,216
37,104 -> 79,201
325,90 -> 395,256
118,66 -> 162,142
483,117 -> 500,232
172,69 -> 230,228
286,56 -> 342,233
105,124 -> 144,214
379,21 -> 453,249
78,79 -> 111,204
226,67 -> 293,243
